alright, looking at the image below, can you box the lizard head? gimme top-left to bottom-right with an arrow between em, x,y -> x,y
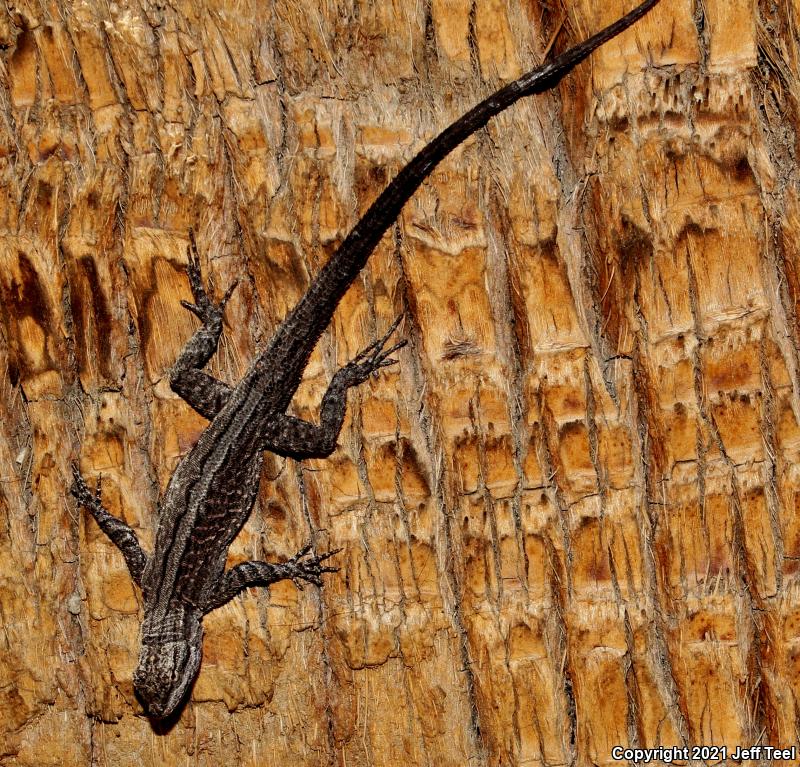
133,607 -> 203,719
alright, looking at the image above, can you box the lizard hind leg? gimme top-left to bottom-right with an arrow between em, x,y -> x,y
170,230 -> 239,420
70,464 -> 149,586
260,316 -> 407,459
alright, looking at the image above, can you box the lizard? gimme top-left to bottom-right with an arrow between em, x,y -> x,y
71,0 -> 661,720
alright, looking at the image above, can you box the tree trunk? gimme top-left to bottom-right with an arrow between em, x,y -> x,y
1,0 -> 796,764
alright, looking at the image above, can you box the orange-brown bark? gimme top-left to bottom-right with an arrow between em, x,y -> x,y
1,0 -> 798,765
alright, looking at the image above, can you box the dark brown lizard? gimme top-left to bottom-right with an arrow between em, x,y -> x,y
71,0 -> 661,720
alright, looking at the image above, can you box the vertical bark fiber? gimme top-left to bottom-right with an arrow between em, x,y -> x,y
0,0 -> 797,764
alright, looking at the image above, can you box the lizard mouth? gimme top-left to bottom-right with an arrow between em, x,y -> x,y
133,635 -> 202,719
134,672 -> 191,719
133,670 -> 181,719
140,697 -> 170,719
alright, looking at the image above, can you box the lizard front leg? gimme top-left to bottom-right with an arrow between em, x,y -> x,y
70,465 -> 149,586
262,316 -> 406,459
203,543 -> 340,613
170,230 -> 238,421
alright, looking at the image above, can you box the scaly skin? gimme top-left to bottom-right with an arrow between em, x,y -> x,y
72,0 -> 661,720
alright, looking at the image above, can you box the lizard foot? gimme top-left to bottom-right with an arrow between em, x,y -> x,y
70,463 -> 149,584
180,229 -> 238,326
70,463 -> 103,511
338,314 -> 407,388
283,541 -> 341,589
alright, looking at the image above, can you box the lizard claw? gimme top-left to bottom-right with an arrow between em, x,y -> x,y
181,229 -> 238,325
70,463 -> 103,507
284,541 -> 341,589
70,463 -> 92,503
351,313 -> 405,362
220,278 -> 240,310
339,314 -> 407,387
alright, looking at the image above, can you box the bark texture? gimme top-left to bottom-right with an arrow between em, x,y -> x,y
0,0 -> 797,765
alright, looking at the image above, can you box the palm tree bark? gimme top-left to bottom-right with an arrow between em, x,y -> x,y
1,0 -> 797,765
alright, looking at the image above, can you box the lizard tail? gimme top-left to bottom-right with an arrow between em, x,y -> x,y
265,0 -> 661,378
